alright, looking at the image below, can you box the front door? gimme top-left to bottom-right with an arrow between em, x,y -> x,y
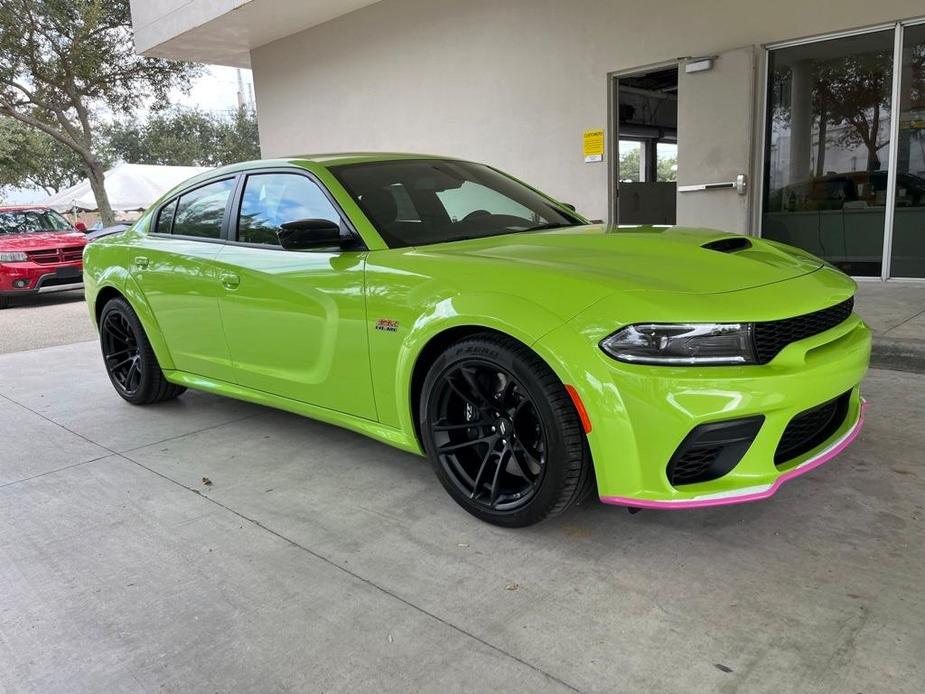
133,177 -> 237,383
215,171 -> 377,420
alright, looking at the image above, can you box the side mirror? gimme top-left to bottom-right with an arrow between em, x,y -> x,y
74,221 -> 88,232
277,218 -> 342,250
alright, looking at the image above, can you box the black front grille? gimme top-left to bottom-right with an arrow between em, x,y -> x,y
753,297 -> 854,364
670,446 -> 723,484
775,391 -> 851,466
41,275 -> 82,288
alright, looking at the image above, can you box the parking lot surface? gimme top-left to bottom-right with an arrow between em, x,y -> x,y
1,335 -> 923,693
0,291 -> 95,354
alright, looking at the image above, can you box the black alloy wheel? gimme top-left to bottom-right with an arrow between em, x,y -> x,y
421,333 -> 594,527
430,360 -> 546,511
99,297 -> 186,405
101,309 -> 144,397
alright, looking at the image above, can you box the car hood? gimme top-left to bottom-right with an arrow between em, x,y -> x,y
422,225 -> 823,296
0,231 -> 87,251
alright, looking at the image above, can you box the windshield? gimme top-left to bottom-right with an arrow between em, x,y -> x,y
0,209 -> 72,234
332,159 -> 580,248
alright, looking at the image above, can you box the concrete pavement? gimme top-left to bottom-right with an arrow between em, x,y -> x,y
1,340 -> 923,693
854,281 -> 925,373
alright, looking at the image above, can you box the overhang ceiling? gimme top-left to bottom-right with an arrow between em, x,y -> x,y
131,0 -> 383,68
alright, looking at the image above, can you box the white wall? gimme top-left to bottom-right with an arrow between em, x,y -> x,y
251,0 -> 925,226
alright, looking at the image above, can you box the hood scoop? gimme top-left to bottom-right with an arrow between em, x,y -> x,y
701,236 -> 752,254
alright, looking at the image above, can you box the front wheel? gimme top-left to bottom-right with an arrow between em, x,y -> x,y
420,333 -> 593,527
99,297 -> 186,405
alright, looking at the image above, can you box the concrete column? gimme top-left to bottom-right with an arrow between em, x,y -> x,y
788,59 -> 814,184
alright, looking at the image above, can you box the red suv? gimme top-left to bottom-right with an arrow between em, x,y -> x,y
0,206 -> 88,309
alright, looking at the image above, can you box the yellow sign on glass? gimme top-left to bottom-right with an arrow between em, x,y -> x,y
583,129 -> 605,163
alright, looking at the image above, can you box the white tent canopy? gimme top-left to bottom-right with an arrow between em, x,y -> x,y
43,163 -> 211,213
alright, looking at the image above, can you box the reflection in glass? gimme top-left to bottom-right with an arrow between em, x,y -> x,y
890,25 -> 925,278
763,31 -> 894,276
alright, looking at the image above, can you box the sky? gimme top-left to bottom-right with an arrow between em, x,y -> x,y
3,66 -> 255,204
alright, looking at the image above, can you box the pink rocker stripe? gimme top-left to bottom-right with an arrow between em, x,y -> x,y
600,401 -> 868,510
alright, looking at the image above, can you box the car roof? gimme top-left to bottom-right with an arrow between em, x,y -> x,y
192,152 -> 458,180
155,152 -> 473,208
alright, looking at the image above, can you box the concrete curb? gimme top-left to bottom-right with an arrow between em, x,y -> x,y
871,336 -> 925,375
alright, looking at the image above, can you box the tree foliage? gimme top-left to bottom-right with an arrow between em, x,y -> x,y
0,0 -> 202,222
0,116 -> 88,194
103,105 -> 260,167
618,144 -> 677,182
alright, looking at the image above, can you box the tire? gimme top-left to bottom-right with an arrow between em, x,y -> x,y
99,297 -> 186,405
420,333 -> 594,527
0,295 -> 10,310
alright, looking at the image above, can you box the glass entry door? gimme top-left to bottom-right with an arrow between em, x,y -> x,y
763,30 -> 895,277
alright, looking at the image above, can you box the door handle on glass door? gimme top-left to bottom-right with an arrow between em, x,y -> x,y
220,272 -> 240,289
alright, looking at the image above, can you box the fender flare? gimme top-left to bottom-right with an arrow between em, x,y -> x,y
93,268 -> 176,372
393,292 -> 576,444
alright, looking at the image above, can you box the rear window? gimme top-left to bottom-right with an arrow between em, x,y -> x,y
154,199 -> 178,235
171,179 -> 235,239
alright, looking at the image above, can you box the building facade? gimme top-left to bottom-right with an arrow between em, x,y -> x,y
131,0 -> 925,280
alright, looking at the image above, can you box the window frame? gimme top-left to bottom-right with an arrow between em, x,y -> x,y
226,167 -> 366,252
149,175 -> 239,244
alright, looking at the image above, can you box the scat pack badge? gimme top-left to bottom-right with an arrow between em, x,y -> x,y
375,319 -> 400,333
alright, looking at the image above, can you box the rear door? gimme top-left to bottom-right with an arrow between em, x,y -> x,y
214,169 -> 376,419
133,177 -> 237,383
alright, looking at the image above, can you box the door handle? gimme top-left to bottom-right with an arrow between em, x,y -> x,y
220,271 -> 240,289
134,256 -> 149,269
677,174 -> 748,195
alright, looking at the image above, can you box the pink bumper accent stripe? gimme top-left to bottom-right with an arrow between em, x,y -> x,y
599,401 -> 868,510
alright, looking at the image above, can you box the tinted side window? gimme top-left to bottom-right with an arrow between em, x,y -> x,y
237,173 -> 340,246
155,199 -> 178,234
172,179 -> 235,239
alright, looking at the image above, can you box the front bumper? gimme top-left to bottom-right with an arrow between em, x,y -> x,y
536,287 -> 871,508
0,261 -> 84,296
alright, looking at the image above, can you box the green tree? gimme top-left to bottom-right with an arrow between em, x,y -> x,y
104,106 -> 260,167
0,0 -> 202,224
618,144 -> 677,182
214,106 -> 260,164
619,145 -> 640,182
0,116 -> 87,193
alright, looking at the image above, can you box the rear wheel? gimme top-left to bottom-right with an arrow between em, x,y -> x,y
0,295 -> 10,310
420,333 -> 593,527
99,297 -> 186,405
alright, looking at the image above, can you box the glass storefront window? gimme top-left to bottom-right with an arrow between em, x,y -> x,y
890,24 -> 925,278
763,31 -> 895,276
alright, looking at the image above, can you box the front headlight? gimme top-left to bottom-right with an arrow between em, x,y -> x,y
0,251 -> 28,262
600,323 -> 756,365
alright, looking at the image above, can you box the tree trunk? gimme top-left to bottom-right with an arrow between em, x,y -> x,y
84,157 -> 115,225
815,106 -> 828,178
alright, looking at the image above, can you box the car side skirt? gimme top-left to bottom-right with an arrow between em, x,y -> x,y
600,400 -> 867,510
164,369 -> 423,455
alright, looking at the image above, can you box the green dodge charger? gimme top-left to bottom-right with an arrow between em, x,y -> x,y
83,154 -> 871,527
